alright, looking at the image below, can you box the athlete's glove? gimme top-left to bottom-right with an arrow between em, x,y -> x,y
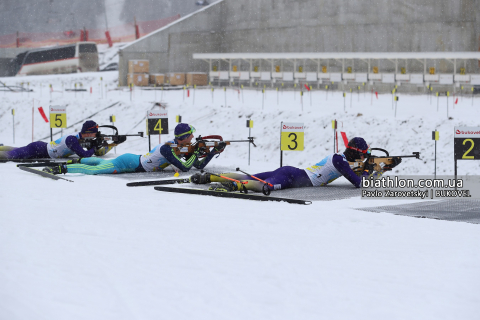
195,144 -> 208,156
214,141 -> 227,153
383,157 -> 402,171
363,161 -> 375,174
94,140 -> 108,151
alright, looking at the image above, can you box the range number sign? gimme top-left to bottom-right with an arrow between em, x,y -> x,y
49,106 -> 67,128
281,122 -> 304,151
147,111 -> 169,135
454,127 -> 480,160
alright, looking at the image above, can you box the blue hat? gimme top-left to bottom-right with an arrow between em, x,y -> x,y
81,120 -> 98,134
174,123 -> 195,140
344,137 -> 369,161
348,137 -> 368,152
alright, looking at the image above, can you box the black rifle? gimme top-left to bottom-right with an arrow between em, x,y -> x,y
78,125 -> 144,149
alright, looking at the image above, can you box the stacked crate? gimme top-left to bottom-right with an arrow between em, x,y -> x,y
186,72 -> 208,86
149,74 -> 165,86
127,60 -> 149,86
166,72 -> 186,86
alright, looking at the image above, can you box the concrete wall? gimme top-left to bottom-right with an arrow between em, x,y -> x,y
119,0 -> 480,86
119,1 -> 225,85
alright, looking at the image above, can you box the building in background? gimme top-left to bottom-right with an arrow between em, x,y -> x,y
118,0 -> 480,86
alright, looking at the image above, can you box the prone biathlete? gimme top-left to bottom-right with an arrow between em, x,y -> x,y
0,120 -> 115,160
191,137 -> 402,192
43,123 -> 224,175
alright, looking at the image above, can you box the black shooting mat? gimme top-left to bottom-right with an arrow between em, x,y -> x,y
358,200 -> 480,224
106,166 -> 235,181
154,183 -> 360,202
106,168 -> 361,201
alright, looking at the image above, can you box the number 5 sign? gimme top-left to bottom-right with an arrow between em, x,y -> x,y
49,106 -> 67,128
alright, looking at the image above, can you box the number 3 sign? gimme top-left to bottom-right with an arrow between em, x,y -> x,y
49,106 -> 67,128
281,122 -> 304,151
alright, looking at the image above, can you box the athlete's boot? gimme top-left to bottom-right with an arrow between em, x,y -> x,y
43,164 -> 68,175
67,158 -> 82,164
209,181 -> 245,192
190,172 -> 211,184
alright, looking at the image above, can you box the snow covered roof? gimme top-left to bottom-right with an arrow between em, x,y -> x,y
193,52 -> 480,60
121,0 -> 224,50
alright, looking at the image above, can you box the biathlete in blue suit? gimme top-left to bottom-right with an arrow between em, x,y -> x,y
0,120 -> 115,160
43,123 -> 224,175
190,137 -> 402,192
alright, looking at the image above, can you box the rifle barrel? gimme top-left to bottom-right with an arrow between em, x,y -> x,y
227,140 -> 253,142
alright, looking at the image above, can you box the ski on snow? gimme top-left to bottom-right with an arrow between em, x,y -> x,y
18,166 -> 74,182
154,186 -> 312,205
126,178 -> 191,187
17,162 -> 66,168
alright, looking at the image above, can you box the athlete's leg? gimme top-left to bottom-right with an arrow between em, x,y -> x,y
79,157 -> 104,165
0,142 -> 48,159
0,146 -> 17,151
209,168 -> 310,192
67,159 -> 116,175
236,166 -> 313,192
261,166 -> 313,190
67,153 -> 140,175
210,173 -> 252,182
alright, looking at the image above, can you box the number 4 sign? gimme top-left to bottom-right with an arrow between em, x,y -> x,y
49,106 -> 67,128
147,111 -> 168,135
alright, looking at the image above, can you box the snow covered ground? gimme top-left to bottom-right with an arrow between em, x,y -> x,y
1,61 -> 480,319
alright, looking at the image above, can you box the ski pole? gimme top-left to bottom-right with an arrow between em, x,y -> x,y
202,171 -> 248,185
203,171 -> 249,193
235,167 -> 273,187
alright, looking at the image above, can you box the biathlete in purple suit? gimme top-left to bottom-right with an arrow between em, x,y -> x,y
190,137 -> 402,192
0,120 -> 115,160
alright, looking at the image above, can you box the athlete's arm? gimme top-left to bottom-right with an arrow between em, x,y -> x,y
193,152 -> 217,169
94,143 -> 117,156
332,154 -> 382,188
159,144 -> 199,172
65,136 -> 96,158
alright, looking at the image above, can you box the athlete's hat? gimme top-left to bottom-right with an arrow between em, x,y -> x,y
81,120 -> 99,134
347,137 -> 369,154
174,123 -> 196,140
344,137 -> 369,162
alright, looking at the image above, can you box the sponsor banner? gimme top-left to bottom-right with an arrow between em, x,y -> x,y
281,122 -> 304,132
454,127 -> 480,138
49,106 -> 66,114
361,175 -> 480,200
147,111 -> 168,119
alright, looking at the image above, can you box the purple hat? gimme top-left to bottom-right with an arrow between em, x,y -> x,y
174,123 -> 196,140
81,120 -> 98,134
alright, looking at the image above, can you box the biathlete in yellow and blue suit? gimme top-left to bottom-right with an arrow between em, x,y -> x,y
43,123 -> 223,175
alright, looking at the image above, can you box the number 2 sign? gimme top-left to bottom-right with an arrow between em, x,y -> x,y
49,106 -> 67,128
454,127 -> 480,160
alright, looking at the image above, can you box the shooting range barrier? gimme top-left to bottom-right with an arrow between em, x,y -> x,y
193,52 -> 480,93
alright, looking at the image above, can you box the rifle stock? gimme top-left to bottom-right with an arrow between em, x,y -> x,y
170,136 -> 255,157
78,125 -> 144,149
349,152 -> 420,173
